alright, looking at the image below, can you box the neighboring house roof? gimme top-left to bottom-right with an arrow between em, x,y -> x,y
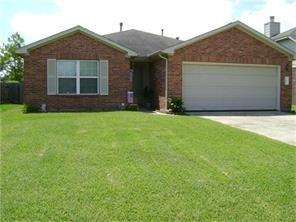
16,26 -> 138,57
104,29 -> 182,57
152,21 -> 294,59
272,27 -> 296,42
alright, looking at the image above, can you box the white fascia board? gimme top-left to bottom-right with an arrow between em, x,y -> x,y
16,25 -> 137,57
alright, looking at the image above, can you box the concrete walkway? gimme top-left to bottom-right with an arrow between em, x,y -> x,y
190,111 -> 296,146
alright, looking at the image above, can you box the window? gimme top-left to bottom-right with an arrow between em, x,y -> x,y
57,60 -> 76,94
59,78 -> 76,94
57,60 -> 98,94
80,61 -> 97,76
79,61 -> 98,94
80,78 -> 97,93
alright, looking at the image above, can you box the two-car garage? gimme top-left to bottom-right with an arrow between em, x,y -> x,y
182,63 -> 280,111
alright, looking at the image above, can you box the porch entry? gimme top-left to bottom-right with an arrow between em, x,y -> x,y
132,62 -> 153,108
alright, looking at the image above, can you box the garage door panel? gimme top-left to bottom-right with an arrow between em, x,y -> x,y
183,74 -> 277,87
183,64 -> 276,75
182,63 -> 278,111
185,98 -> 277,110
183,86 -> 277,97
183,81 -> 277,88
184,95 -> 277,102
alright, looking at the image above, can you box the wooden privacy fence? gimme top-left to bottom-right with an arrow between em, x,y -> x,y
0,82 -> 23,104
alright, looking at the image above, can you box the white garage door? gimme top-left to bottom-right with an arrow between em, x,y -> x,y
182,63 -> 279,111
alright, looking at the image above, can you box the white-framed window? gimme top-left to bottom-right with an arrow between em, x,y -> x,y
57,60 -> 99,94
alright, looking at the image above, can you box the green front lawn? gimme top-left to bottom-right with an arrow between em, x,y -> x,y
1,105 -> 295,221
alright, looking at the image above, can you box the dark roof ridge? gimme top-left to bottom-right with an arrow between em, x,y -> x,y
104,28 -> 182,41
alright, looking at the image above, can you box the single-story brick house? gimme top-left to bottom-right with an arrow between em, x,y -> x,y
16,21 -> 295,111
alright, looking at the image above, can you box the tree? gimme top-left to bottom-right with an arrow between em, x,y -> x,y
0,33 -> 25,82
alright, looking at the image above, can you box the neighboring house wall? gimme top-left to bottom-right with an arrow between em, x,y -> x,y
157,27 -> 292,111
293,66 -> 296,105
23,32 -> 131,111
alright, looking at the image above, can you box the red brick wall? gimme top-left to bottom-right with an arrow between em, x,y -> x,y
151,59 -> 165,109
23,32 -> 131,111
156,27 -> 292,111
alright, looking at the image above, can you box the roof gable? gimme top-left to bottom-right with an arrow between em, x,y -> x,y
16,26 -> 137,57
159,21 -> 294,59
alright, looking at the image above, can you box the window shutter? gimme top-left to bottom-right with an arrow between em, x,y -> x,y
99,60 -> 109,95
47,59 -> 57,95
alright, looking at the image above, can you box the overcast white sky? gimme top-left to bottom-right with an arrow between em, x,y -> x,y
1,0 -> 296,44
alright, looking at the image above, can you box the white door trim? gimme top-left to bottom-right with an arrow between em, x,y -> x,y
181,62 -> 281,111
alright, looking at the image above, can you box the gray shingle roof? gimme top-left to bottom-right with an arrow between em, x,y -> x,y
272,27 -> 296,41
104,29 -> 182,56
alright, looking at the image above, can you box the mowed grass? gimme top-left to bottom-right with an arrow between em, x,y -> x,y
1,105 -> 295,221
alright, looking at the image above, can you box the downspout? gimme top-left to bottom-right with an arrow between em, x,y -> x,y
158,53 -> 168,111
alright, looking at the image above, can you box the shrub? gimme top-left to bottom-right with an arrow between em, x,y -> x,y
125,104 -> 139,111
168,97 -> 184,114
291,105 -> 296,113
23,104 -> 39,113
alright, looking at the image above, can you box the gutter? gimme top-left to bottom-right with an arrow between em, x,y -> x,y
158,53 -> 168,111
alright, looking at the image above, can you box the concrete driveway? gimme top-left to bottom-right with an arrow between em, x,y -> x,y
190,111 -> 296,146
